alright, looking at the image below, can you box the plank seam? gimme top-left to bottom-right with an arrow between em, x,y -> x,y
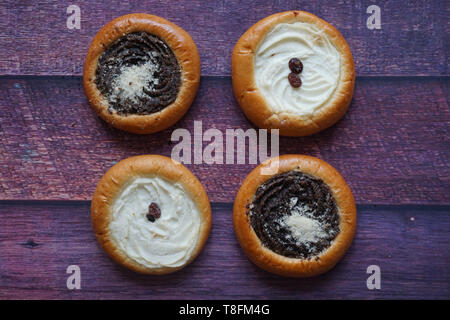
0,200 -> 449,212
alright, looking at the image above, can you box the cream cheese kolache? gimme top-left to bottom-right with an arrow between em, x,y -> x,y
84,14 -> 200,134
232,11 -> 355,136
91,155 -> 211,274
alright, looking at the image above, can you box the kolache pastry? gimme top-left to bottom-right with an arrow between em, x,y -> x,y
84,14 -> 200,134
91,155 -> 211,274
233,155 -> 356,277
232,11 -> 355,136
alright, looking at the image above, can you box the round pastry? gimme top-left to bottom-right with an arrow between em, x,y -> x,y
233,155 -> 356,277
91,155 -> 211,274
84,14 -> 200,134
231,11 -> 355,136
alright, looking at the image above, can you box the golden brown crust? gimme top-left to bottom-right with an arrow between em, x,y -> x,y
233,154 -> 356,277
231,11 -> 355,136
83,13 -> 200,134
91,155 -> 211,274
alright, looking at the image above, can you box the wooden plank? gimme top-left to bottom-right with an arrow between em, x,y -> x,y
0,76 -> 448,204
0,201 -> 448,299
0,0 -> 448,76
0,75 -> 448,203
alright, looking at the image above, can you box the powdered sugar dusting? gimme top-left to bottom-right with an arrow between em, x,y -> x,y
110,60 -> 159,103
280,197 -> 328,245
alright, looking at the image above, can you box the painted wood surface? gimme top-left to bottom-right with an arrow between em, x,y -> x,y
0,0 -> 448,300
0,201 -> 448,300
0,0 -> 448,76
0,77 -> 448,204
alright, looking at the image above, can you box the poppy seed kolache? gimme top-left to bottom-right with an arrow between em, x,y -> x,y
232,11 -> 355,136
91,155 -> 211,274
84,14 -> 200,134
233,155 -> 356,277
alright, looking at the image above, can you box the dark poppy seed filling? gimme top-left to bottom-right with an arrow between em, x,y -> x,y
95,31 -> 181,115
247,170 -> 340,259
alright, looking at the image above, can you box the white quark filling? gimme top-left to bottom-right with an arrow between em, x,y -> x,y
109,176 -> 201,269
280,197 -> 328,245
110,58 -> 159,103
254,22 -> 341,116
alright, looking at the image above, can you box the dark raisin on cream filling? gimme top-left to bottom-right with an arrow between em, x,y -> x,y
247,171 -> 340,259
95,32 -> 181,115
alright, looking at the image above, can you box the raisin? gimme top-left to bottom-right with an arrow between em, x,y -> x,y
147,202 -> 161,222
146,214 -> 156,222
288,58 -> 303,74
288,73 -> 302,88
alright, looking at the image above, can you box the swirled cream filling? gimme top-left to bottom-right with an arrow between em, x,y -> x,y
109,176 -> 201,269
254,22 -> 341,116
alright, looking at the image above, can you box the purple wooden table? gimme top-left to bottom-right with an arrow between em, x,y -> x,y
0,0 -> 448,299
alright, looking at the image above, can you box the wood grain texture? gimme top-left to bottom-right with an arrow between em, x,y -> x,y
0,0 -> 448,76
0,76 -> 448,204
0,0 -> 448,302
0,201 -> 448,300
